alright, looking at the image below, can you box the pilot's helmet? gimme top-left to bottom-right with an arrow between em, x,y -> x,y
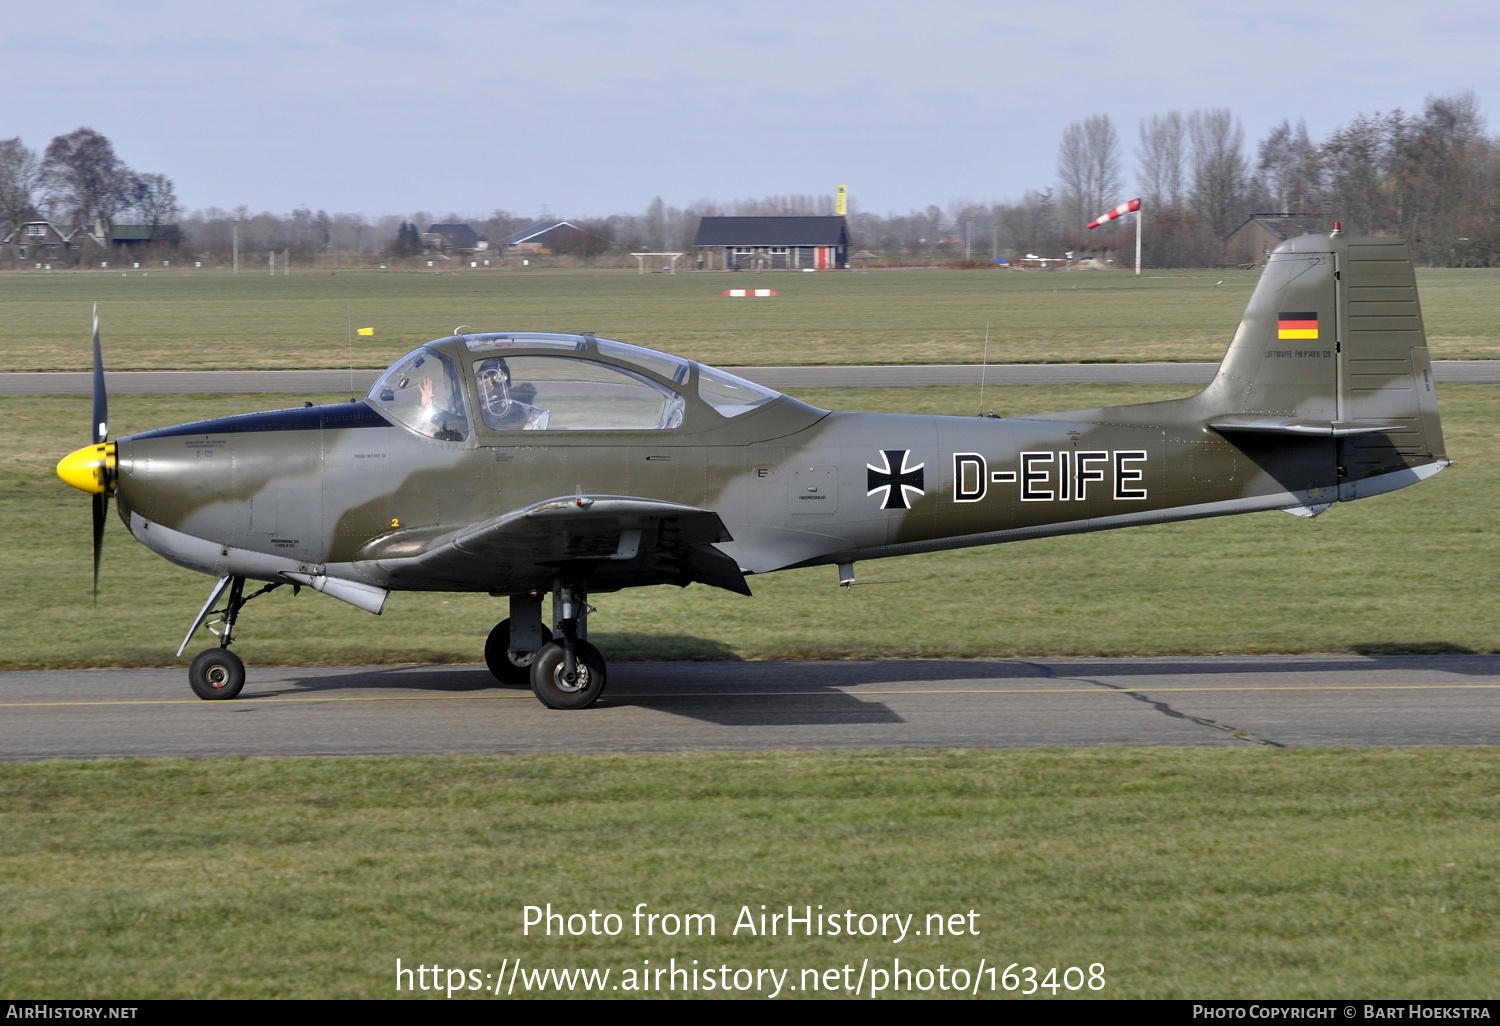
477,357 -> 511,384
477,358 -> 511,411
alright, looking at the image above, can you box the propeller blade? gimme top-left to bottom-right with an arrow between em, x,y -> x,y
92,492 -> 108,600
89,305 -> 110,600
91,304 -> 107,445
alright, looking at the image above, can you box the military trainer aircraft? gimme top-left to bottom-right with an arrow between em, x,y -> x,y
57,230 -> 1448,708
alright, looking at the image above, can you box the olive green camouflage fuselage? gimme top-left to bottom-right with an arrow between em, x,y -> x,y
110,233 -> 1448,610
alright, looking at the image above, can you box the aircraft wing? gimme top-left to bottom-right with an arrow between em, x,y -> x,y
370,495 -> 751,596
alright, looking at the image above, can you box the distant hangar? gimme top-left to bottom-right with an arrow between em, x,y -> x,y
693,215 -> 850,270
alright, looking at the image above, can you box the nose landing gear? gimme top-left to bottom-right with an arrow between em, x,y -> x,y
181,575 -> 284,701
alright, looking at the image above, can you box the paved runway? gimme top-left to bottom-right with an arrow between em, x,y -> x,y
3,361 -> 1498,395
2,654 -> 1495,760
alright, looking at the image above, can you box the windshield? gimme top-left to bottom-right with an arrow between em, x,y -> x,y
367,347 -> 470,441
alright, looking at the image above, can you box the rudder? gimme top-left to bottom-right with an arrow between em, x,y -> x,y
1338,237 -> 1447,497
1203,230 -> 1447,501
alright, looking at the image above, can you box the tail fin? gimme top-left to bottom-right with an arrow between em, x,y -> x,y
1204,231 -> 1447,499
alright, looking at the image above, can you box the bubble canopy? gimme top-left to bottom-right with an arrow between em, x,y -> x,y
367,333 -> 784,437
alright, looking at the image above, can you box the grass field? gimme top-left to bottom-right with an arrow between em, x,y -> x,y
2,748 -> 1496,999
4,383 -> 1495,670
6,278 -> 1495,1004
5,265 -> 1500,371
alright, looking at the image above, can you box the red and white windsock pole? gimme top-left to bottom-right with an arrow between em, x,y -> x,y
1087,198 -> 1143,275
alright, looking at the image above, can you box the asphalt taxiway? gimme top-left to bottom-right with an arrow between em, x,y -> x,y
2,654 -> 1495,760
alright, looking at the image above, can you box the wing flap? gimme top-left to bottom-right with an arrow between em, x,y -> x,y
374,495 -> 750,595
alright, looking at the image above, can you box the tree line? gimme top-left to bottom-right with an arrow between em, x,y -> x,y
1019,91 -> 1498,267
8,94 -> 1499,267
0,128 -> 178,242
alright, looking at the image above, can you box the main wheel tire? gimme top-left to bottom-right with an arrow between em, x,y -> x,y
529,639 -> 606,710
189,648 -> 245,701
484,618 -> 544,687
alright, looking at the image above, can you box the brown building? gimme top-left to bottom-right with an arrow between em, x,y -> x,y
0,220 -> 104,266
0,220 -> 180,267
1224,214 -> 1329,267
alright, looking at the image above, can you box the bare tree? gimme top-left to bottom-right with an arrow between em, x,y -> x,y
1057,114 -> 1123,232
641,195 -> 666,250
132,172 -> 179,233
662,204 -> 703,252
1401,92 -> 1486,256
40,127 -> 140,233
1137,112 -> 1187,210
0,137 -> 42,238
729,194 -> 832,216
1321,110 -> 1393,235
997,188 -> 1062,257
1255,119 -> 1320,212
328,212 -> 369,255
1188,109 -> 1249,239
481,209 -> 521,248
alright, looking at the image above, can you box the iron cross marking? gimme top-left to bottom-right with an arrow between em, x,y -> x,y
867,449 -> 925,510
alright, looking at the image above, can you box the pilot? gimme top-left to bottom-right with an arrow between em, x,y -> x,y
477,358 -> 543,430
412,375 -> 464,440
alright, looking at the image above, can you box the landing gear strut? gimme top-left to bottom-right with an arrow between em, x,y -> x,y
184,575 -> 282,701
527,579 -> 607,710
485,593 -> 552,687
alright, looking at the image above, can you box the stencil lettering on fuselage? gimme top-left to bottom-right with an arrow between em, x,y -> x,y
955,451 -> 1146,503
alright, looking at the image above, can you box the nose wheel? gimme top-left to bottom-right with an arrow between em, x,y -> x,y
189,648 -> 246,700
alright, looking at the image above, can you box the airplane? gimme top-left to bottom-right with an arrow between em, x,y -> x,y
56,230 -> 1448,709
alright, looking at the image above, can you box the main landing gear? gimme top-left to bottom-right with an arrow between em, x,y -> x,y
485,580 -> 607,709
183,575 -> 282,701
179,574 -> 607,708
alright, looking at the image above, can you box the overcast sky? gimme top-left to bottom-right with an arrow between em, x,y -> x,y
5,1 -> 1497,220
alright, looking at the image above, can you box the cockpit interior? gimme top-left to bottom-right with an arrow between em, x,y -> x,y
367,332 -> 783,440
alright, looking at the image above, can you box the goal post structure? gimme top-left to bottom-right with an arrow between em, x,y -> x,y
630,252 -> 686,274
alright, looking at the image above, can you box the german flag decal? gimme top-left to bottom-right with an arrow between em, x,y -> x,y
1278,312 -> 1319,340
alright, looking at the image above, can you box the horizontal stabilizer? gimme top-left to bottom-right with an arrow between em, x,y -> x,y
1209,415 -> 1404,438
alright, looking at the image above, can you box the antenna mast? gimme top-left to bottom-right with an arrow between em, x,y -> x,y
347,308 -> 355,399
978,323 -> 990,416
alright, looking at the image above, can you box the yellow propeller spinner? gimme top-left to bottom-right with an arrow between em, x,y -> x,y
57,442 -> 116,495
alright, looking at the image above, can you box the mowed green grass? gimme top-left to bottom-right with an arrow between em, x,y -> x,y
4,265 -> 1500,370
4,383 -> 1495,670
2,749 -> 1496,998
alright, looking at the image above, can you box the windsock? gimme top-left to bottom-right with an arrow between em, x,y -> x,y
1087,198 -> 1141,229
